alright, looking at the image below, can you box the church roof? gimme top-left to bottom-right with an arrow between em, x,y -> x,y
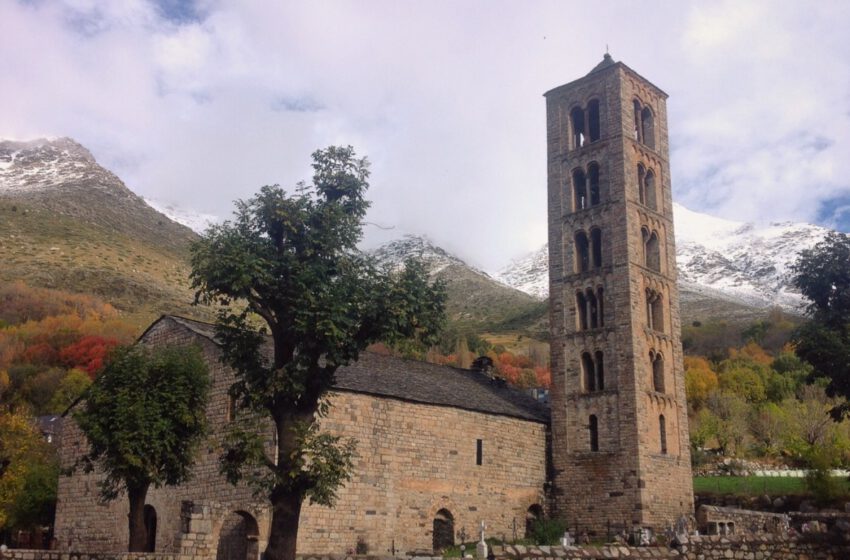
587,53 -> 616,75
160,315 -> 550,424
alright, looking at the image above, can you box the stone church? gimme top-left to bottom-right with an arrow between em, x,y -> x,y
53,55 -> 693,557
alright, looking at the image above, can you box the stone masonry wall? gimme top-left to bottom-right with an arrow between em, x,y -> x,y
54,317 -> 547,556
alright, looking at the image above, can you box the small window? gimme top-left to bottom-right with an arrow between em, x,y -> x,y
641,107 -> 655,149
571,107 -> 586,149
589,415 -> 599,452
573,169 -> 587,210
476,439 -> 483,466
581,352 -> 595,392
651,351 -> 665,392
594,350 -> 605,391
659,415 -> 667,454
590,228 -> 602,268
575,231 -> 590,273
588,163 -> 601,206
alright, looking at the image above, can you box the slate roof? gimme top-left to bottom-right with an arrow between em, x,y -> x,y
162,315 -> 549,424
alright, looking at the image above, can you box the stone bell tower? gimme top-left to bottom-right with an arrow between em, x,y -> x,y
545,54 -> 693,534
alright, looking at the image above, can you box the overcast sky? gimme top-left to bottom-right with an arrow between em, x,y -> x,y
3,0 -> 850,271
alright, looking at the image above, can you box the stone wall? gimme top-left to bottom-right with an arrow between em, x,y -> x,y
696,505 -> 789,535
54,317 -> 547,556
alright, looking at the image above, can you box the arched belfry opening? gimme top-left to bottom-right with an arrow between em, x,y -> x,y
571,106 -> 586,149
216,511 -> 260,560
432,509 -> 455,552
641,107 -> 655,149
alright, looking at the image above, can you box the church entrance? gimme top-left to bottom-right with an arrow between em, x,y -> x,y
432,509 -> 455,553
215,511 -> 260,560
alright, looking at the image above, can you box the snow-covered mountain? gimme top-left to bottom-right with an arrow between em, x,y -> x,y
496,203 -> 832,312
144,198 -> 220,234
370,234 -> 488,277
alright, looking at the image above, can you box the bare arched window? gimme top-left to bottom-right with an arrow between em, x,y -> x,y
588,163 -> 600,206
590,228 -> 602,268
588,99 -> 601,142
595,350 -> 605,390
646,289 -> 664,332
633,100 -> 642,141
644,229 -> 660,272
576,291 -> 587,330
573,168 -> 587,210
586,289 -> 599,328
659,415 -> 667,454
581,352 -> 595,392
651,351 -> 665,392
575,231 -> 590,272
596,287 -> 605,327
571,106 -> 586,149
589,415 -> 599,452
641,107 -> 655,149
637,164 -> 646,205
645,170 -> 657,210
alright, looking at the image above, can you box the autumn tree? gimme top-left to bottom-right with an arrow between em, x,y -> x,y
190,146 -> 446,560
792,232 -> 850,417
73,345 -> 209,552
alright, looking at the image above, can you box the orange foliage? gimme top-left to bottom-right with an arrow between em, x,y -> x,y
0,280 -> 119,325
728,341 -> 773,365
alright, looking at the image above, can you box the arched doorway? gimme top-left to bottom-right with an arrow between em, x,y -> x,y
525,504 -> 543,538
143,505 -> 157,552
432,509 -> 455,553
216,511 -> 260,560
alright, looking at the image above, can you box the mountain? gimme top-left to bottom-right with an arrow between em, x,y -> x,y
496,203 -> 831,323
371,235 -> 547,334
0,137 -> 207,327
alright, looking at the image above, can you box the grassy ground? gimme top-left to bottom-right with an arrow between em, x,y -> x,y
694,475 -> 850,496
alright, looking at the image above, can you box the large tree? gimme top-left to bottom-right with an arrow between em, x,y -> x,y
792,231 -> 850,417
190,146 -> 446,560
73,345 -> 209,552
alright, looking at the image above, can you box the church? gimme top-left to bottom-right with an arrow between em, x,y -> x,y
53,55 -> 694,557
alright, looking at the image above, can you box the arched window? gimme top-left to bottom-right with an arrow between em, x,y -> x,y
644,170 -> 657,210
587,99 -> 601,142
594,350 -> 605,390
586,288 -> 599,329
581,352 -> 595,392
590,228 -> 602,268
589,415 -> 599,452
433,509 -> 455,552
651,351 -> 665,392
646,289 -> 664,332
576,291 -> 588,330
637,164 -> 646,205
575,231 -> 590,272
596,287 -> 604,327
588,163 -> 601,206
641,107 -> 655,149
659,415 -> 667,454
633,100 -> 642,141
573,168 -> 587,210
571,106 -> 586,149
643,228 -> 660,272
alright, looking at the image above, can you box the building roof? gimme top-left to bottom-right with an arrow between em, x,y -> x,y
160,315 -> 550,424
543,53 -> 668,99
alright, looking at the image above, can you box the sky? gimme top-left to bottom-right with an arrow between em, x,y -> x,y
3,0 -> 850,272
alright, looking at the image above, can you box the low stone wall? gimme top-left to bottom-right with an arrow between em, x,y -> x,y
696,505 -> 789,535
0,552 -> 208,560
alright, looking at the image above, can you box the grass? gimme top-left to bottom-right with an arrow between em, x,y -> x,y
694,475 -> 850,497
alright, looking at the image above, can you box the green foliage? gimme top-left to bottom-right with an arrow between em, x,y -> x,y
190,146 -> 446,559
792,232 -> 850,417
46,368 -> 91,413
528,518 -> 567,545
73,344 -> 210,500
804,446 -> 846,505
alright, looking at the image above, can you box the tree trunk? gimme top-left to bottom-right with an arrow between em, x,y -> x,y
264,487 -> 303,560
127,484 -> 149,552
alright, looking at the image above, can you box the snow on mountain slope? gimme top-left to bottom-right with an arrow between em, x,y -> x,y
496,203 -> 832,311
371,234 -> 488,277
144,198 -> 220,234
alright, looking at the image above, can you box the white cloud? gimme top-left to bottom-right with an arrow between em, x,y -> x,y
2,0 -> 850,270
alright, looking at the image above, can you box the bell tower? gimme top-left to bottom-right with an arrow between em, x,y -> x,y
545,54 -> 693,533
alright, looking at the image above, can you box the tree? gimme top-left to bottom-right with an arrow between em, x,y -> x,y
190,146 -> 446,560
792,232 -> 850,417
73,345 -> 209,552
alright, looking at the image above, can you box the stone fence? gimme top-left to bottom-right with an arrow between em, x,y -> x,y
4,534 -> 850,560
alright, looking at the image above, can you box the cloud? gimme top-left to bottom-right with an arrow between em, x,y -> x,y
2,0 -> 850,271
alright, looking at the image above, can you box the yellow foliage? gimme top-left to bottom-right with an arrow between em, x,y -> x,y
684,356 -> 719,409
0,409 -> 45,528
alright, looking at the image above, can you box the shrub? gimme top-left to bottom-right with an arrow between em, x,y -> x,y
529,518 -> 567,545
